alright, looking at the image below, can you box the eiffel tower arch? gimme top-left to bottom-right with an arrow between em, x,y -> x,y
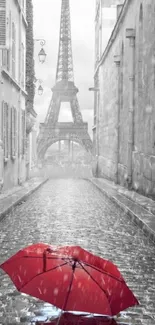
37,0 -> 93,161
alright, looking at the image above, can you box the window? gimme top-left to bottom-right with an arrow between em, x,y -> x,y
120,42 -> 124,110
2,49 -> 10,71
11,107 -> 17,158
22,110 -> 26,156
2,101 -> 9,161
12,22 -> 16,79
21,43 -> 25,88
0,0 -> 6,48
2,10 -> 11,71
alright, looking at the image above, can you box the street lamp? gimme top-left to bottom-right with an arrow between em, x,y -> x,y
35,78 -> 44,96
38,84 -> 43,96
34,39 -> 47,63
38,47 -> 47,64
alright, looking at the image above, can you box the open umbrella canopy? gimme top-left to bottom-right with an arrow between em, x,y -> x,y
0,243 -> 139,316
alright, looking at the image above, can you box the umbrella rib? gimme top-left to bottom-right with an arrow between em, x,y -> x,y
83,262 -> 125,283
18,261 -> 68,291
23,256 -> 68,260
78,261 -> 110,302
0,256 -> 68,269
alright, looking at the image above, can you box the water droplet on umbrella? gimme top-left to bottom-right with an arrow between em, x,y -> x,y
38,287 -> 42,295
63,274 -> 69,282
78,282 -> 82,288
17,275 -> 22,283
53,288 -> 59,296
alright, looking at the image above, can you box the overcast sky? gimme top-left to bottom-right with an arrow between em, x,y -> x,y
33,0 -> 95,137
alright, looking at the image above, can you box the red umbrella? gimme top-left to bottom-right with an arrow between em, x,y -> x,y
0,243 -> 139,316
36,312 -> 118,325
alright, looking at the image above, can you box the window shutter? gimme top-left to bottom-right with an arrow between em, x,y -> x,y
8,104 -> 10,156
11,107 -> 14,157
21,43 -> 25,88
22,110 -> 26,155
15,109 -> 17,154
6,103 -> 9,159
2,49 -> 7,67
2,10 -> 11,71
12,22 -> 16,79
11,106 -> 17,158
1,101 -> 4,143
2,102 -> 9,160
0,0 -> 6,48
3,102 -> 6,158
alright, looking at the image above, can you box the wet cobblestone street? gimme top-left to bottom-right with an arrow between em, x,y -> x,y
0,179 -> 155,325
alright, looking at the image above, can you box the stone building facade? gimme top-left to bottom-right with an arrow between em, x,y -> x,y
0,0 -> 27,190
0,0 -> 36,190
93,0 -> 155,196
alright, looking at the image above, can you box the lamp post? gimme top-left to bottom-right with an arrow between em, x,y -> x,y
34,39 -> 47,63
88,87 -> 99,91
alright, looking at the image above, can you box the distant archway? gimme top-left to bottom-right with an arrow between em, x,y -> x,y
38,137 -> 91,162
40,139 -> 93,178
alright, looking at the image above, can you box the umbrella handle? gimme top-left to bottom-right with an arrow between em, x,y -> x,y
56,261 -> 76,325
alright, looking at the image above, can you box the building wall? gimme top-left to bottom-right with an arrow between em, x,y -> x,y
0,0 -> 27,190
94,0 -> 155,195
93,0 -> 125,174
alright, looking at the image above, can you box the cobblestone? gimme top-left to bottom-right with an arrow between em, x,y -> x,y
89,178 -> 155,242
0,179 -> 155,325
0,177 -> 47,221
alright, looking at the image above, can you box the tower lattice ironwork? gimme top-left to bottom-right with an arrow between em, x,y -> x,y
37,0 -> 93,161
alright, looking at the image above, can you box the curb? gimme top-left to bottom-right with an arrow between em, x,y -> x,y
0,178 -> 48,222
88,179 -> 155,244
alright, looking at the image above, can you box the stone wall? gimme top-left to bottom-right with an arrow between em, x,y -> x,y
95,0 -> 155,195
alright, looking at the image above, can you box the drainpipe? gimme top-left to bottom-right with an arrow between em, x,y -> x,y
126,28 -> 135,187
114,54 -> 121,184
90,82 -> 99,177
96,89 -> 99,177
68,140 -> 71,161
18,4 -> 22,185
71,140 -> 74,162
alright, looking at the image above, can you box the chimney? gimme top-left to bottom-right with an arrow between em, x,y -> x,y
117,4 -> 123,18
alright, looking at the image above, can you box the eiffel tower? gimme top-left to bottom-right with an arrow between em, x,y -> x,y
37,0 -> 92,161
